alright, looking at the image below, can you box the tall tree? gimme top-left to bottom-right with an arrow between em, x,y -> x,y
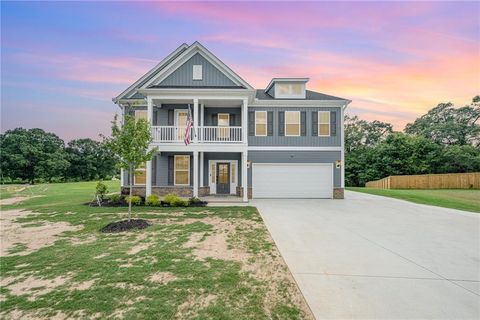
65,138 -> 118,181
405,98 -> 480,146
103,115 -> 156,220
344,115 -> 393,152
0,128 -> 69,183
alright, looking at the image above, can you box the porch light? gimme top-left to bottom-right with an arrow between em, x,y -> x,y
335,160 -> 342,169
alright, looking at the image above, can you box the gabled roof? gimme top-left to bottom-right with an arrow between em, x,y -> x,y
142,41 -> 253,90
112,43 -> 189,103
256,89 -> 347,101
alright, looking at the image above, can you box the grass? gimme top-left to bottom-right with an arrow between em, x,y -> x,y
0,181 -> 312,319
348,187 -> 480,213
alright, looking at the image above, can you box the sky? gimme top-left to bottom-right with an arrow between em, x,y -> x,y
1,1 -> 479,141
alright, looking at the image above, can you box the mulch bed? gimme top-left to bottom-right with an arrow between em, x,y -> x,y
100,219 -> 151,233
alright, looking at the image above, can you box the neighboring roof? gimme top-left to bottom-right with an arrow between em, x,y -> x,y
255,89 -> 347,101
265,77 -> 309,92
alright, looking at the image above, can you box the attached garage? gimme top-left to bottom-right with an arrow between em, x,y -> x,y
252,163 -> 333,198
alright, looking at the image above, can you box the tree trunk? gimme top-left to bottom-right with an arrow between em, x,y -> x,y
128,165 -> 133,221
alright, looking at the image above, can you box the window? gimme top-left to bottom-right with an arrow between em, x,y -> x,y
211,163 -> 216,183
231,163 -> 236,184
285,111 -> 300,136
134,162 -> 146,185
193,65 -> 203,80
291,84 -> 302,95
174,155 -> 190,185
275,83 -> 305,98
255,111 -> 267,136
318,111 -> 330,136
134,110 -> 148,121
278,83 -> 290,95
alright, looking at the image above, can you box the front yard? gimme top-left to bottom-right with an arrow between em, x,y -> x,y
0,182 -> 312,319
348,187 -> 480,213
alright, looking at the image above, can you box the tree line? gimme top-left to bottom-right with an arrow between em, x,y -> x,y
0,128 -> 118,184
346,96 -> 480,186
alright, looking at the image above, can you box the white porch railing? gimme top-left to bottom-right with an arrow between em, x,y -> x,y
151,126 -> 243,143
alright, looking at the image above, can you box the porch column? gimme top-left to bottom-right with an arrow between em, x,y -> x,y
120,104 -> 125,187
200,151 -> 204,188
193,151 -> 199,197
193,98 -> 199,143
146,159 -> 152,197
147,97 -> 153,125
341,103 -> 346,188
242,98 -> 248,143
242,150 -> 248,202
200,103 -> 204,142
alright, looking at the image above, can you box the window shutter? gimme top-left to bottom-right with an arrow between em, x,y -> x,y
190,156 -> 193,186
330,111 -> 337,136
212,114 -> 218,126
248,111 -> 255,136
300,112 -> 306,136
153,110 -> 158,126
229,114 -> 235,126
267,111 -> 274,136
312,111 -> 318,136
167,156 -> 174,185
168,109 -> 174,126
278,111 -> 285,136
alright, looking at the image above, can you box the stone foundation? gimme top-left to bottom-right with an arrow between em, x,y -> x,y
333,188 -> 344,199
121,186 -> 193,198
236,186 -> 253,199
198,186 -> 210,197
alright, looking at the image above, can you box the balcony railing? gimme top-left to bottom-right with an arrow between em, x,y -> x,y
151,126 -> 243,143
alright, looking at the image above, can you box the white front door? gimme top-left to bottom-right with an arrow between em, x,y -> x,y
175,110 -> 188,140
252,163 -> 333,198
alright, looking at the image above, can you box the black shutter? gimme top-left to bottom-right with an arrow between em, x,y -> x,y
167,109 -> 174,126
267,111 -> 273,136
229,114 -> 235,126
248,111 -> 255,136
278,111 -> 285,136
212,114 -> 218,126
312,111 -> 318,136
300,112 -> 306,136
167,156 -> 174,185
330,111 -> 337,136
190,156 -> 193,186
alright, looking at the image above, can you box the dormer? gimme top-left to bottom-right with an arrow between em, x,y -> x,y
265,78 -> 309,99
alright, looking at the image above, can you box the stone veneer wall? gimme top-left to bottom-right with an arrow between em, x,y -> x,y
333,188 -> 344,199
121,186 -> 194,197
236,187 -> 253,199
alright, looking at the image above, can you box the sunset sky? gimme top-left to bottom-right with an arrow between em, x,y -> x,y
2,1 -> 479,141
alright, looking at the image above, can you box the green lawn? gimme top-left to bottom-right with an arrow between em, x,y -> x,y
0,181 -> 312,319
348,187 -> 480,213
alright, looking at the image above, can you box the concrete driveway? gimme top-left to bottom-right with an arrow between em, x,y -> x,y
252,191 -> 480,319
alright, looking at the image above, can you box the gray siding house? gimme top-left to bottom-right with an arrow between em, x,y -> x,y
113,42 -> 350,201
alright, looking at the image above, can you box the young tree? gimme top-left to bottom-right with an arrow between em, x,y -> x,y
0,128 -> 69,183
103,115 -> 156,220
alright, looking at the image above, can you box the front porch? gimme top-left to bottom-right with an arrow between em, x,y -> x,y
122,150 -> 249,202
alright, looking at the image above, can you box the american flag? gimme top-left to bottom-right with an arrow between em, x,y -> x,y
184,105 -> 193,145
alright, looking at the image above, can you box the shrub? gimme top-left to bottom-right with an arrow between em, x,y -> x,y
164,193 -> 188,207
125,195 -> 142,206
95,181 -> 108,200
109,193 -> 122,203
145,194 -> 161,206
188,197 -> 208,207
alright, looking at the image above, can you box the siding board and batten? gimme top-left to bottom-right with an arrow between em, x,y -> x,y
366,173 -> 480,189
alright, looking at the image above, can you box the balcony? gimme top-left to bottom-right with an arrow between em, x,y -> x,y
151,126 -> 243,143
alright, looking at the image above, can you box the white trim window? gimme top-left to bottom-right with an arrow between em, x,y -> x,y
134,162 -> 146,185
192,65 -> 203,80
275,83 -> 306,98
217,113 -> 230,139
285,111 -> 300,136
134,110 -> 148,121
318,111 -> 330,136
255,111 -> 267,136
174,155 -> 190,185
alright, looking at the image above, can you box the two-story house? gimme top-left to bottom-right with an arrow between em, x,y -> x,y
113,42 -> 350,201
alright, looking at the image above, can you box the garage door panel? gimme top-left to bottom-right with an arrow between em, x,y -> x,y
253,163 -> 333,198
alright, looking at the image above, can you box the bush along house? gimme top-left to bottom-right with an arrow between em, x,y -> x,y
113,42 -> 351,201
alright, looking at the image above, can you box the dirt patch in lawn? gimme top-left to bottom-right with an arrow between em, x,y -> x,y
0,210 -> 82,257
183,216 -> 249,261
71,279 -> 95,291
176,293 -> 217,318
149,272 -> 177,284
2,275 -> 71,301
0,195 -> 43,206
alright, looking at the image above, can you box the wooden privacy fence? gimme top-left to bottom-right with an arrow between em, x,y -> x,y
365,172 -> 480,189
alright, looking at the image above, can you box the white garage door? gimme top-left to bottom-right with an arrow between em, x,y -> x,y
252,163 -> 333,198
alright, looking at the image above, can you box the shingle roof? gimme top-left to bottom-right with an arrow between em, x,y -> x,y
148,85 -> 246,89
255,89 -> 346,101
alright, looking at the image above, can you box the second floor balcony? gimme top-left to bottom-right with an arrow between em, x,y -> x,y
151,125 -> 243,143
